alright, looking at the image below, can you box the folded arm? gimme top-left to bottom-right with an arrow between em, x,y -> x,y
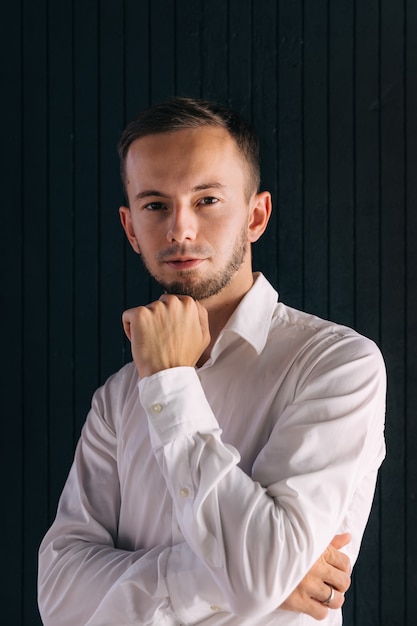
38,384 -> 350,626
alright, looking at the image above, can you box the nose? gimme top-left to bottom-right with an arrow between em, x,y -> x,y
166,205 -> 197,243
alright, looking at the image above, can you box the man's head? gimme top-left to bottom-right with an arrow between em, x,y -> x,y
118,98 -> 271,304
118,97 -> 261,202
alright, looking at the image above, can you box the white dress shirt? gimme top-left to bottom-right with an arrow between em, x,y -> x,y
38,273 -> 386,625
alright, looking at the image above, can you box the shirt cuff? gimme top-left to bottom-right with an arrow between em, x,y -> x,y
138,367 -> 220,448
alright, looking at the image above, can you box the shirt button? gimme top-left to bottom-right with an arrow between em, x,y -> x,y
180,487 -> 189,498
151,403 -> 162,413
210,605 -> 222,612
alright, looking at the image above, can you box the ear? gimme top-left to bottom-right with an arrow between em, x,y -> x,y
119,206 -> 140,254
247,191 -> 272,243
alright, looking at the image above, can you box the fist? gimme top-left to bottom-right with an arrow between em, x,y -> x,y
122,294 -> 210,378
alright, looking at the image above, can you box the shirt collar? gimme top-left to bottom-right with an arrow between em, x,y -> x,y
210,273 -> 278,361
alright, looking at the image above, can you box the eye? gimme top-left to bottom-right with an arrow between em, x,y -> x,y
199,196 -> 219,206
144,202 -> 167,211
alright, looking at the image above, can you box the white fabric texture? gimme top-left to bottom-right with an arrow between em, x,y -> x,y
38,273 -> 386,625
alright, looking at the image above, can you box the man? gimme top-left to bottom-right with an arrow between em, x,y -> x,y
38,98 -> 386,625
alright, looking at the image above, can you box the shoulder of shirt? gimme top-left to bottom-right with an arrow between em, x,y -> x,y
273,299 -> 346,334
271,299 -> 385,372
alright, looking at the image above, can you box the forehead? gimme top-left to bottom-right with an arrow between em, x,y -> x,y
124,126 -> 246,185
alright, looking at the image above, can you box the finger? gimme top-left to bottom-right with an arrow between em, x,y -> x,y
304,600 -> 329,621
323,569 -> 351,596
158,293 -> 175,304
325,542 -> 351,574
330,533 -> 351,550
122,310 -> 132,341
322,556 -> 351,593
317,584 -> 346,610
158,293 -> 193,305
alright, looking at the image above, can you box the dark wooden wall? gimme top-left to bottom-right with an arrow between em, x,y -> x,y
1,1 -> 415,624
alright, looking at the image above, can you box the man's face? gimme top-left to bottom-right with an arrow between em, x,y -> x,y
120,126 -> 263,302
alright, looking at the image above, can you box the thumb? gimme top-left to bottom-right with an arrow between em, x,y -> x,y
330,533 -> 351,550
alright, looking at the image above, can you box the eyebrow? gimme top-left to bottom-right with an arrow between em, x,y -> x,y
135,182 -> 226,201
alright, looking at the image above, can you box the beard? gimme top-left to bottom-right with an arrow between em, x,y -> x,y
140,224 -> 249,301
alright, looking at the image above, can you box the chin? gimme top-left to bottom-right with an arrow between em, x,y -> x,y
163,274 -> 234,301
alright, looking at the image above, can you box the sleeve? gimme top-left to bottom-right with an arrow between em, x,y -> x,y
37,378 -> 227,626
139,336 -> 386,621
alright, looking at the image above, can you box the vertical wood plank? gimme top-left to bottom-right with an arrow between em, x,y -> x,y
201,0 -> 229,103
405,1 -> 417,623
354,0 -> 381,342
251,0 -> 278,285
303,0 -> 329,320
150,0 -> 175,103
276,0 -> 304,309
73,0 -> 101,436
0,0 -> 23,622
353,2 -> 381,622
21,0 -> 48,622
228,0 -> 252,117
379,0 -> 406,623
47,0 -> 75,519
176,0 -> 202,99
328,0 -> 355,327
125,0 -> 150,120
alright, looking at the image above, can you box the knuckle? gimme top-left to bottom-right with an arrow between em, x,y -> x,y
316,607 -> 329,621
334,593 -> 346,609
341,573 -> 351,592
323,563 -> 333,580
341,553 -> 350,571
183,296 -> 194,310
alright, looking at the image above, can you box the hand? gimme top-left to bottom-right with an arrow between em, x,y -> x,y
279,533 -> 351,620
122,294 -> 210,378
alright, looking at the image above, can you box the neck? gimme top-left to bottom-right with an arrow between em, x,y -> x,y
196,272 -> 255,367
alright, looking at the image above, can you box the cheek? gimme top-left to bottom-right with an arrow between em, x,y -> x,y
132,219 -> 161,249
209,211 -> 248,237
213,224 -> 248,258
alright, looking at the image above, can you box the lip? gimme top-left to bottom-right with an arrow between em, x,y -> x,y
165,258 -> 205,270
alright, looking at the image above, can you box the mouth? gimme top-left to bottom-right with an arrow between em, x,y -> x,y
165,257 -> 205,270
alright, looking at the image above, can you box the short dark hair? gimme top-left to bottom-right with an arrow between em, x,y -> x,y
118,97 -> 261,200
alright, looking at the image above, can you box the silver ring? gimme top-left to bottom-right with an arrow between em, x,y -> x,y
323,585 -> 335,605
